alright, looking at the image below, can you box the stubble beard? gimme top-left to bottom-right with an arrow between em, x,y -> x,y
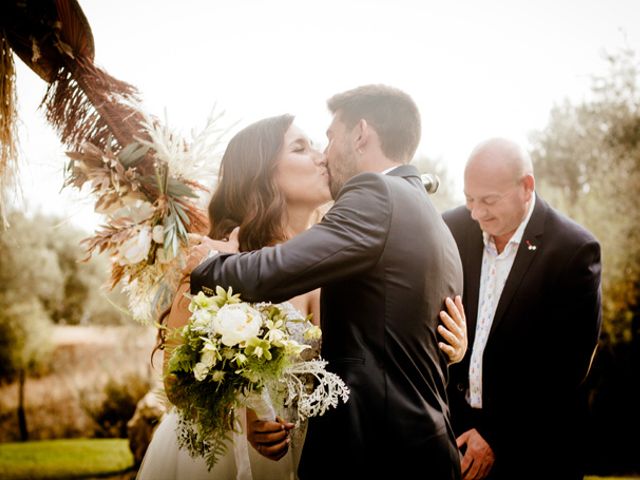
328,148 -> 359,200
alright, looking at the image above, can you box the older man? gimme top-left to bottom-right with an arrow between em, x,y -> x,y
444,138 -> 602,479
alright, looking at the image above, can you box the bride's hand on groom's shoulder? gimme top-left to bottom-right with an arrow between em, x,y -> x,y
183,227 -> 241,275
246,409 -> 294,462
438,295 -> 467,365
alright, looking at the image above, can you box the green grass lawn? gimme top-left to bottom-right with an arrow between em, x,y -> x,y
0,438 -> 134,480
0,439 -> 636,480
586,478 -> 640,480
586,477 -> 640,480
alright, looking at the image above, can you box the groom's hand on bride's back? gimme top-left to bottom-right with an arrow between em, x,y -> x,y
246,409 -> 294,462
183,227 -> 241,276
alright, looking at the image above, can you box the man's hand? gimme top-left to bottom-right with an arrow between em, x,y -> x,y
183,227 -> 240,276
439,295 -> 467,364
457,428 -> 495,480
246,409 -> 294,462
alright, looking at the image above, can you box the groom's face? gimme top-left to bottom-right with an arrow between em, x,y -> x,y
325,113 -> 359,199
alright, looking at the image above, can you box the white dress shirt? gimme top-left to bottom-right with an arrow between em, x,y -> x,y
380,165 -> 402,175
467,194 -> 536,408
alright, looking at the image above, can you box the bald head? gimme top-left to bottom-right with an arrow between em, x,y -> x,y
465,138 -> 533,182
463,138 -> 536,249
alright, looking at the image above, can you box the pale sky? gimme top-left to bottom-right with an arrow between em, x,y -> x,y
11,0 -> 640,230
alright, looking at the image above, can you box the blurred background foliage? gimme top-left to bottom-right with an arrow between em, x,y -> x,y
0,211 -> 130,326
531,47 -> 640,346
0,212 -> 156,445
530,47 -> 639,474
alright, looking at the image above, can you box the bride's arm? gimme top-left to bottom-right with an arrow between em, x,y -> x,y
162,280 -> 192,406
438,295 -> 467,365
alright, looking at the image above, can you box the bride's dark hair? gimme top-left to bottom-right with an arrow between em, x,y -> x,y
154,114 -> 295,360
207,114 -> 294,251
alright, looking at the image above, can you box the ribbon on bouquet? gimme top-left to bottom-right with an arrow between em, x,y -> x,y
245,388 -> 277,422
232,388 -> 277,480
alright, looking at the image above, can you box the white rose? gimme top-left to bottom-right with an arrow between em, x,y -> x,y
152,225 -> 164,244
213,303 -> 263,347
118,226 -> 152,265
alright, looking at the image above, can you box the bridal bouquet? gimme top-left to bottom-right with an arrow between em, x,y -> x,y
166,286 -> 350,470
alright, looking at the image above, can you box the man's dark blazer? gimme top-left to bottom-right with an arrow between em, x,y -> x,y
191,165 -> 463,479
443,195 -> 602,479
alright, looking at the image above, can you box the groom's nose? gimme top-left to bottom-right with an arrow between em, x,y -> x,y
314,151 -> 327,166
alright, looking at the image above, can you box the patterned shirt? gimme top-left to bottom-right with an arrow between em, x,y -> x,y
467,194 -> 536,408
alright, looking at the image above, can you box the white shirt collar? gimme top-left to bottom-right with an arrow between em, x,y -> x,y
380,165 -> 400,175
482,192 -> 536,248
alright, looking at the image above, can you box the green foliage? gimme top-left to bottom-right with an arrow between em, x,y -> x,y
0,438 -> 134,479
0,211 -> 129,325
530,47 -> 640,344
0,298 -> 53,383
79,372 -> 151,438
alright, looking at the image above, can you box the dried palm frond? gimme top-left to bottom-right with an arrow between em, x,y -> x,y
0,33 -> 19,228
138,106 -> 232,184
1,0 -> 226,323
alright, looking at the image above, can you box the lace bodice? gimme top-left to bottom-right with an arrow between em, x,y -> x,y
279,301 -> 321,360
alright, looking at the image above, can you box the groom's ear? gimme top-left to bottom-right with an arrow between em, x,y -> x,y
354,119 -> 369,153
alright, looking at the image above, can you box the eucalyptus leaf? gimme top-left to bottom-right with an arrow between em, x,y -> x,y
118,142 -> 150,168
173,202 -> 191,226
167,178 -> 197,198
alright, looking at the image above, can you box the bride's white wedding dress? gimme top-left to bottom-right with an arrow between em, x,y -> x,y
136,302 -> 317,480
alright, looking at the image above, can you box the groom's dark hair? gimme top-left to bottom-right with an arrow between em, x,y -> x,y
327,84 -> 421,164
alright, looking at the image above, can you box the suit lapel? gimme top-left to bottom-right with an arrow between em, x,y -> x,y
489,196 -> 548,336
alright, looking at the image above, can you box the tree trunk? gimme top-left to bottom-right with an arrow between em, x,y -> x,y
17,368 -> 28,441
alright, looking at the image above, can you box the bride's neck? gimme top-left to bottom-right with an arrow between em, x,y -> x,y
283,204 -> 316,239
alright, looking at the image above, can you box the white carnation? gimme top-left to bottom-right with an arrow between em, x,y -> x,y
213,303 -> 262,347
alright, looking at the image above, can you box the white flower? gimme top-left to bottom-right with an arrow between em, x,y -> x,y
193,362 -> 209,382
118,226 -> 152,265
189,292 -> 218,312
266,328 -> 286,346
110,199 -> 155,222
152,225 -> 165,244
200,340 -> 221,366
191,308 -> 215,330
213,303 -> 262,347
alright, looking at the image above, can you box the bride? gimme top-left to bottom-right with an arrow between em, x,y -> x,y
136,114 -> 466,480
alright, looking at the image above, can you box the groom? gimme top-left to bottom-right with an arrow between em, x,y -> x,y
190,84 -> 463,479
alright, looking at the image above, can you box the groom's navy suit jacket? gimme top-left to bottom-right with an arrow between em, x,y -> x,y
191,165 -> 463,479
443,196 -> 601,479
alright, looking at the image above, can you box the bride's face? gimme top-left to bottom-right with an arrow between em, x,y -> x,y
274,124 -> 332,210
